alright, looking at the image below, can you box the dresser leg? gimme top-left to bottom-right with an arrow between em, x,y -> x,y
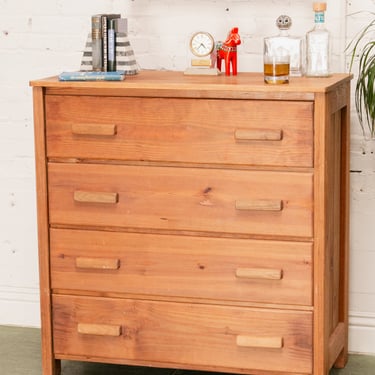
55,359 -> 62,375
334,348 -> 348,369
42,358 -> 61,375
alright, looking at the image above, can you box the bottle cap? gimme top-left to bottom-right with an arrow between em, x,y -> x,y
313,2 -> 327,12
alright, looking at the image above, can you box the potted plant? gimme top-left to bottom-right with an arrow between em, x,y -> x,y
347,12 -> 375,139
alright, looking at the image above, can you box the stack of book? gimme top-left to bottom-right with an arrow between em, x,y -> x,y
58,14 -> 138,81
80,14 -> 138,75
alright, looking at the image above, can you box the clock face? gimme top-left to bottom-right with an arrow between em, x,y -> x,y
190,31 -> 215,57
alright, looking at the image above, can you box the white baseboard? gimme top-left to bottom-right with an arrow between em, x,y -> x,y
0,285 -> 40,327
349,311 -> 375,355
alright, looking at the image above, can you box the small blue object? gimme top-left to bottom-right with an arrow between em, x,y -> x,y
58,70 -> 126,81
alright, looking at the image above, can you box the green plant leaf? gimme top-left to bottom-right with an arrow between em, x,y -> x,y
347,12 -> 375,138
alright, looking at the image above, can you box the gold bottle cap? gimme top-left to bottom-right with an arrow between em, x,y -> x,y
313,2 -> 327,11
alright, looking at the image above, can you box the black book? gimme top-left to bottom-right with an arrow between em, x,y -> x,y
101,14 -> 120,71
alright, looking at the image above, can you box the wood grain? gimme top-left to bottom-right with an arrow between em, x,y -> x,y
235,199 -> 283,212
235,268 -> 283,281
53,295 -> 313,374
50,228 -> 312,306
236,335 -> 283,349
45,95 -> 313,168
48,163 -> 313,238
77,323 -> 122,337
73,191 -> 119,204
71,123 -> 117,136
32,87 -> 61,375
234,128 -> 283,141
31,71 -> 351,375
75,257 -> 120,270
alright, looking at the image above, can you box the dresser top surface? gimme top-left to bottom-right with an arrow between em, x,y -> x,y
30,70 -> 351,100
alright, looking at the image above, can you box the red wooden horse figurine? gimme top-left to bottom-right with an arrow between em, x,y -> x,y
217,27 -> 241,76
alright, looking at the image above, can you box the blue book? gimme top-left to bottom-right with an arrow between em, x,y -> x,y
58,70 -> 126,81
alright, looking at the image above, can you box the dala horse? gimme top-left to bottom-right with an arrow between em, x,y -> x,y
216,27 -> 241,76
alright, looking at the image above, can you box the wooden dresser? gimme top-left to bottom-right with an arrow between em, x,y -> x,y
31,71 -> 351,375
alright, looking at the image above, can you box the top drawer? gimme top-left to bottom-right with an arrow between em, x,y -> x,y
45,96 -> 313,167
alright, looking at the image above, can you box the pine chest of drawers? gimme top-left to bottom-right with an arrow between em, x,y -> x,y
31,72 -> 351,375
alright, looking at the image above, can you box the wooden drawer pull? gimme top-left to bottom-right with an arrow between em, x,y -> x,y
72,123 -> 117,136
74,191 -> 119,204
235,199 -> 283,211
235,267 -> 283,280
76,257 -> 120,270
235,129 -> 282,141
236,335 -> 283,349
78,323 -> 122,337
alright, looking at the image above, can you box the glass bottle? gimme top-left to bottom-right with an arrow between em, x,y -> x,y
306,2 -> 330,77
263,15 -> 304,77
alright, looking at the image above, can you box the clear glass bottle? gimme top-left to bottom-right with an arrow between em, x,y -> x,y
306,2 -> 330,77
263,15 -> 304,77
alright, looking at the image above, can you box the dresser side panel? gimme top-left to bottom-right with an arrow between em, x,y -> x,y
313,82 -> 350,374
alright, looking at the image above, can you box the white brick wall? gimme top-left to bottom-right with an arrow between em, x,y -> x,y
0,0 -> 374,355
346,0 -> 375,355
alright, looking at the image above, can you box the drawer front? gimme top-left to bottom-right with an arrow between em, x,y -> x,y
53,295 -> 312,374
50,229 -> 313,306
48,163 -> 313,238
45,96 -> 313,167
